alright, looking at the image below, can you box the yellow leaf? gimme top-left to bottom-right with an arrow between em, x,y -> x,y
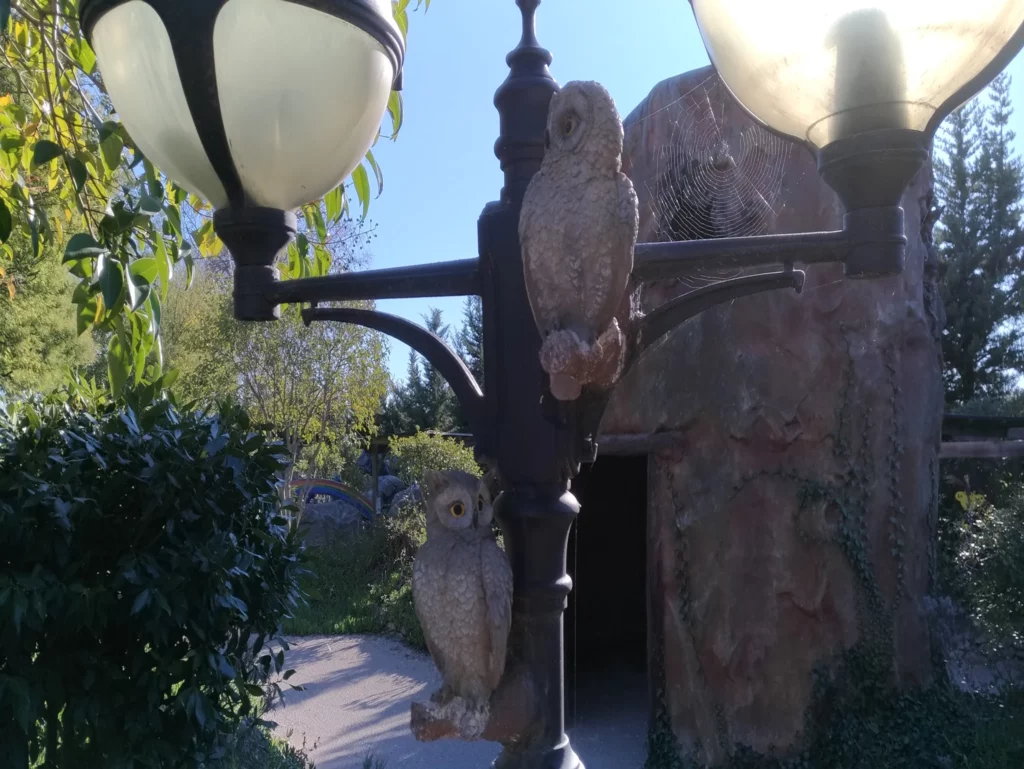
955,491 -> 969,510
0,95 -> 11,109
5,282 -> 13,300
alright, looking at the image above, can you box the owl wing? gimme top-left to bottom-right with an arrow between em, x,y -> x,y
579,174 -> 640,330
521,170 -> 574,334
480,539 -> 513,692
412,542 -> 449,678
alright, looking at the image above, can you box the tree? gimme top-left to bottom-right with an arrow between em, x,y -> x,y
936,73 -> 1024,405
160,266 -> 389,481
380,307 -> 460,434
456,294 -> 484,384
235,303 -> 388,482
0,0 -> 426,396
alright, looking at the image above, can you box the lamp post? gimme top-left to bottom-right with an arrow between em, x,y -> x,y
80,1 -> 1024,767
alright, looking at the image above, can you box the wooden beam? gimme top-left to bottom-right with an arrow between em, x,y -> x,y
940,440 -> 1024,459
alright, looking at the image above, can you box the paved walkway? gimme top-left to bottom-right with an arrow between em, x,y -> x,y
272,636 -> 648,769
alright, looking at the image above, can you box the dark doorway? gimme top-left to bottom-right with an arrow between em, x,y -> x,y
565,455 -> 648,726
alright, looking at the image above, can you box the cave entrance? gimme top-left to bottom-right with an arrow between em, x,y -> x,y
566,455 -> 649,734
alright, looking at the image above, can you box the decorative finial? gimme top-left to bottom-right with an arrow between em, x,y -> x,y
516,0 -> 542,52
494,0 -> 558,202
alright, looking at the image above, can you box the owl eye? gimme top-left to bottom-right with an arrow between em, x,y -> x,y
562,115 -> 578,137
477,496 -> 485,513
449,501 -> 466,518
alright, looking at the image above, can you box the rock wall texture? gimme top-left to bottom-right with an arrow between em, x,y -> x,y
603,67 -> 945,763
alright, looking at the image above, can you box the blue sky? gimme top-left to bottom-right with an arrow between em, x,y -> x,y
363,0 -> 1024,382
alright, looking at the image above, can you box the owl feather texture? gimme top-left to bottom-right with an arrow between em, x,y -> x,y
520,80 -> 640,401
411,469 -> 512,740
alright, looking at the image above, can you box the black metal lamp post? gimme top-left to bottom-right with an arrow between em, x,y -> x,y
81,1 -> 1024,767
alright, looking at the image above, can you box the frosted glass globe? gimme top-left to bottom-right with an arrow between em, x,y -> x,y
691,0 -> 1024,148
90,0 -> 397,210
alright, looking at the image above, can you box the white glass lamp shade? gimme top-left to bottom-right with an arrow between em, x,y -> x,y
691,0 -> 1024,148
90,0 -> 397,211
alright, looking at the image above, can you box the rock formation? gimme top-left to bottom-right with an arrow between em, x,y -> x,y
602,67 -> 944,763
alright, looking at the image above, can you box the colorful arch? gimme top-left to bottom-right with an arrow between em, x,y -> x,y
288,479 -> 375,520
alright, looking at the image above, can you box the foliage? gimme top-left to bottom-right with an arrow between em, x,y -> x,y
235,303 -> 388,481
380,308 -> 460,435
0,0 -> 424,395
646,659 -> 1024,769
387,430 -> 480,486
0,226 -> 94,393
284,518 -> 426,651
939,484 -> 1024,655
0,387 -> 305,769
456,295 -> 484,385
936,73 -> 1024,405
160,267 -> 389,483
218,722 -> 316,769
159,268 -> 239,406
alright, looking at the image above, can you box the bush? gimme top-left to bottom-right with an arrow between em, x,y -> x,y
0,390 -> 305,769
942,487 -> 1024,652
387,431 -> 480,486
284,515 -> 427,650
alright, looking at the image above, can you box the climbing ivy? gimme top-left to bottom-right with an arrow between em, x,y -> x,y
645,339 -> 979,768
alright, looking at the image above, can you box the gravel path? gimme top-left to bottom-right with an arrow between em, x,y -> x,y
272,635 -> 647,769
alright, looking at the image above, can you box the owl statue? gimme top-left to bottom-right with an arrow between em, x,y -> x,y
412,469 -> 512,738
520,80 -> 640,401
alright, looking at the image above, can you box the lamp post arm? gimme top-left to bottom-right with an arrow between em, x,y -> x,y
632,230 -> 848,282
272,258 -> 482,306
631,268 -> 806,363
301,306 -> 489,445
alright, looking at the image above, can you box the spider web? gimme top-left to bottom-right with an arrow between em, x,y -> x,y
637,75 -> 795,289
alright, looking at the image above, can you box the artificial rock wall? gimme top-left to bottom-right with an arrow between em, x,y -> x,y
602,67 -> 945,763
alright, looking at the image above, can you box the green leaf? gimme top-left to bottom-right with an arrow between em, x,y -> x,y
108,335 -> 129,396
129,257 -> 158,285
67,156 -> 88,193
181,244 -> 195,289
139,195 -> 162,216
125,270 -> 140,310
164,204 -> 182,236
155,236 -> 172,301
100,132 -> 124,171
309,205 -> 327,242
74,39 -> 97,74
30,140 -> 62,169
0,199 -> 10,243
64,233 -> 105,260
150,291 -> 161,332
77,298 -> 98,336
325,185 -> 344,223
352,165 -> 371,219
100,260 -> 124,311
365,149 -> 384,196
387,90 -> 404,137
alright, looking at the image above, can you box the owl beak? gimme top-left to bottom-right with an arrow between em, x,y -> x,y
472,510 -> 479,529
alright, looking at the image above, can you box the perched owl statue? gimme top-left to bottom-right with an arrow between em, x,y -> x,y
520,80 -> 640,401
412,470 -> 512,739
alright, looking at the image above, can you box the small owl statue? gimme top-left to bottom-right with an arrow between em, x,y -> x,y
412,469 -> 512,738
520,80 -> 640,401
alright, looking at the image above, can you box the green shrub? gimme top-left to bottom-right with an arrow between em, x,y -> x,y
285,515 -> 426,650
942,487 -> 1024,651
387,431 -> 479,486
0,390 -> 305,769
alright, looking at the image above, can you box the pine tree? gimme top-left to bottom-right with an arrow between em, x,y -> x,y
380,307 -> 459,434
456,295 -> 485,384
936,73 -> 1024,405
